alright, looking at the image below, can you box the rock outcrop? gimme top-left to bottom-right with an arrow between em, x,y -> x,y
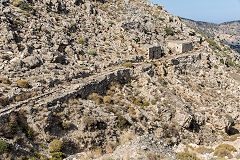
0,0 -> 240,160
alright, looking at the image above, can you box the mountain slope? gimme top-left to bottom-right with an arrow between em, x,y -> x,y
0,0 -> 240,160
183,18 -> 240,53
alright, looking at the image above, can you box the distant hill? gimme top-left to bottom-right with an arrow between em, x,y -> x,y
183,18 -> 240,53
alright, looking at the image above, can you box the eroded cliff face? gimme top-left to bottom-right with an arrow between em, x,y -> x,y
183,18 -> 240,53
0,0 -> 240,159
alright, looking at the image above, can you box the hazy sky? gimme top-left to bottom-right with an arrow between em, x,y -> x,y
149,0 -> 240,24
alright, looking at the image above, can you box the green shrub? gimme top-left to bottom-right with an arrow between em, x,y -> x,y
159,18 -> 165,21
49,139 -> 63,153
50,152 -> 64,159
151,100 -> 157,105
78,38 -> 87,45
143,101 -> 149,107
108,21 -> 114,25
220,59 -> 224,64
165,27 -> 174,36
158,77 -> 168,86
88,50 -> 97,56
225,58 -> 235,67
34,151 -> 41,158
117,115 -> 130,130
13,0 -> 32,12
27,127 -> 34,139
0,140 -> 9,155
205,37 -> 221,51
62,122 -> 71,130
19,155 -> 27,160
225,114 -> 234,124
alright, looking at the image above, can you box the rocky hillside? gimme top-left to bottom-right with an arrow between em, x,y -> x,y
0,0 -> 240,160
183,18 -> 240,53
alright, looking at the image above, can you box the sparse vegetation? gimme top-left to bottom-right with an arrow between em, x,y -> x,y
0,0 -> 240,159
176,152 -> 200,160
165,27 -> 174,36
206,37 -> 221,51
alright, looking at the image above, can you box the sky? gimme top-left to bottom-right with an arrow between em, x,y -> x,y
149,0 -> 240,24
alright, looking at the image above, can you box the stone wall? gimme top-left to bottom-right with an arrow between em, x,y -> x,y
0,68 -> 132,118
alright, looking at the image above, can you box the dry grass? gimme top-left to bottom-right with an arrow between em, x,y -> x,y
0,78 -> 12,85
214,144 -> 237,158
176,152 -> 200,160
17,80 -> 30,88
0,96 -> 10,107
119,132 -> 136,145
122,62 -> 133,68
103,96 -> 112,104
84,147 -> 103,159
215,144 -> 236,152
228,134 -> 240,141
49,139 -> 63,153
214,148 -> 233,158
88,93 -> 102,104
195,146 -> 214,154
14,92 -> 32,102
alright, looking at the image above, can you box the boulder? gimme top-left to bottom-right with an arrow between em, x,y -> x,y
23,56 -> 42,69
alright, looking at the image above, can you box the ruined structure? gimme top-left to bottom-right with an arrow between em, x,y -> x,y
149,46 -> 164,59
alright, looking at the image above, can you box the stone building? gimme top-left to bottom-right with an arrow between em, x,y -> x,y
167,41 -> 193,54
149,46 -> 164,59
